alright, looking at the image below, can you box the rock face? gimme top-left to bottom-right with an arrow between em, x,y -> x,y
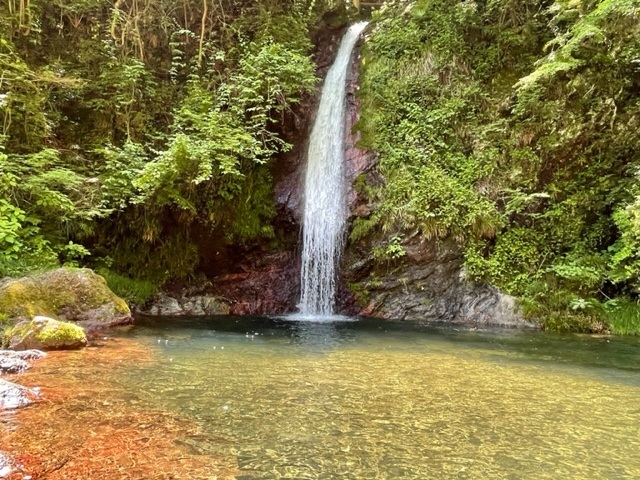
142,293 -> 231,316
0,349 -> 46,374
142,251 -> 299,316
0,268 -> 132,330
273,25 -> 351,227
341,237 -> 532,327
334,33 -> 528,328
6,316 -> 88,351
344,34 -> 377,213
209,251 -> 299,315
166,29 -> 353,317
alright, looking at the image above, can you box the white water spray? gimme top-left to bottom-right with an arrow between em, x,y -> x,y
298,22 -> 368,317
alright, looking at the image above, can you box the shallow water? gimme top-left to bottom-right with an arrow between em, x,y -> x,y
3,316 -> 640,479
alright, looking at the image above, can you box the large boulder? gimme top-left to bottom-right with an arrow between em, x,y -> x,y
6,316 -> 87,351
0,268 -> 131,330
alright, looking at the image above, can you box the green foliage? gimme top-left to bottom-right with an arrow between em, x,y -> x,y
357,0 -> 640,332
98,141 -> 147,211
33,320 -> 86,345
373,235 -> 407,261
0,0 -> 333,283
357,1 -> 505,244
104,229 -> 200,285
465,229 -> 548,295
45,242 -> 92,270
96,268 -> 157,307
0,144 -> 103,276
0,198 -> 25,255
604,299 -> 640,335
350,217 -> 378,243
516,277 -> 609,333
609,198 -> 640,291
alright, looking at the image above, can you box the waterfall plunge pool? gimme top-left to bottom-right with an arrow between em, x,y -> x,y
3,315 -> 640,479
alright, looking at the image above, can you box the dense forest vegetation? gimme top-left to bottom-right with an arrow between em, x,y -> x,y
0,0 -> 342,303
357,0 -> 640,332
1,0 -> 639,332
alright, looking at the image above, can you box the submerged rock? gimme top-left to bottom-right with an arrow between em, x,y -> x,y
0,451 -> 13,478
6,316 -> 87,351
0,267 -> 132,330
0,349 -> 46,374
0,356 -> 28,374
0,378 -> 39,410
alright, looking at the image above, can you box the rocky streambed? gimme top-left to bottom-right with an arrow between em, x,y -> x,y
0,267 -> 136,478
0,350 -> 46,478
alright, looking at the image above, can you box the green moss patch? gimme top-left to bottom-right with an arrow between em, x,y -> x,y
34,321 -> 86,345
6,317 -> 87,350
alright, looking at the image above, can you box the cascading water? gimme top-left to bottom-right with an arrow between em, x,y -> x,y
298,22 -> 368,317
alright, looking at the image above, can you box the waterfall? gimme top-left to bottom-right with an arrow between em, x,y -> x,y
298,22 -> 368,317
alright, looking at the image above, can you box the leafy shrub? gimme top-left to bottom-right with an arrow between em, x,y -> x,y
96,268 -> 158,308
604,300 -> 640,336
0,0 -> 331,281
356,0 -> 640,331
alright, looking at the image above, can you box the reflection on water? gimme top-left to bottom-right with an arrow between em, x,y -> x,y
3,316 -> 640,479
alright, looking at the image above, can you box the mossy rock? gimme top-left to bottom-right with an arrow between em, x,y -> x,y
7,316 -> 87,351
0,268 -> 131,331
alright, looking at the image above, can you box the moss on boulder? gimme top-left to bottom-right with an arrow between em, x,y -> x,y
7,316 -> 87,350
0,268 -> 131,331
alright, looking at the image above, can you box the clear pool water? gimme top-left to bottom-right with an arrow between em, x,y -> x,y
3,316 -> 640,479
